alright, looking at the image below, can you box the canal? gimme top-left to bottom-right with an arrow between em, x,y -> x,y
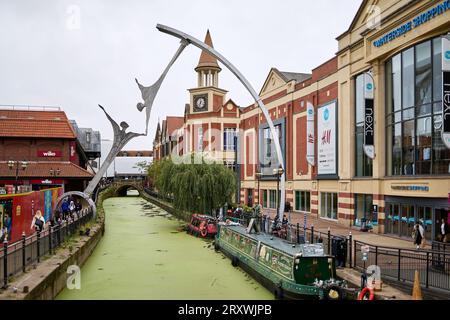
57,195 -> 273,300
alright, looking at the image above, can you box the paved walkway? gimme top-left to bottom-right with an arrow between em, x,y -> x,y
265,211 -> 429,250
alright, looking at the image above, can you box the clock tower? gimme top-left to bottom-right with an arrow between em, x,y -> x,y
189,30 -> 227,114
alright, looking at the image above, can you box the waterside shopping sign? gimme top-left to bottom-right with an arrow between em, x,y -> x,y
373,0 -> 450,48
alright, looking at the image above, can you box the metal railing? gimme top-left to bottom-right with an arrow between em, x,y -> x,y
0,207 -> 93,289
432,241 -> 450,253
353,240 -> 450,292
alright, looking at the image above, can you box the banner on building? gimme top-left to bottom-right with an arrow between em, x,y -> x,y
363,73 -> 375,159
306,102 -> 315,166
442,35 -> 450,150
317,101 -> 337,176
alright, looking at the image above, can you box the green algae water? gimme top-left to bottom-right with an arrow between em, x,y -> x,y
57,196 -> 272,300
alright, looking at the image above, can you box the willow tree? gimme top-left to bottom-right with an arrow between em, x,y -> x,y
149,154 -> 235,214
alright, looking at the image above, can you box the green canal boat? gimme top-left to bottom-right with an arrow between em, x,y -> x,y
215,224 -> 353,300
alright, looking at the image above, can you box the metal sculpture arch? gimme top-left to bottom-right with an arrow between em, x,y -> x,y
56,24 -> 285,222
53,191 -> 97,218
156,24 -> 286,221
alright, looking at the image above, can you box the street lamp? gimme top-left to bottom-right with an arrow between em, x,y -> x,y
7,160 -> 28,193
255,167 -> 262,206
272,165 -> 284,221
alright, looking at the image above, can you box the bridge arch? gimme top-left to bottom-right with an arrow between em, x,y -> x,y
110,179 -> 145,197
54,191 -> 97,220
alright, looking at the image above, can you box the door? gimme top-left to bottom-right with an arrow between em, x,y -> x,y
400,205 -> 415,238
434,208 -> 449,242
392,204 -> 401,236
418,206 -> 432,243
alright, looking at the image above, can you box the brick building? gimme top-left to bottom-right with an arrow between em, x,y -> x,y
154,0 -> 450,241
0,107 -> 94,193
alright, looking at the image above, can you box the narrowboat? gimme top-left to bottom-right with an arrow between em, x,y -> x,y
215,224 -> 354,300
187,214 -> 218,238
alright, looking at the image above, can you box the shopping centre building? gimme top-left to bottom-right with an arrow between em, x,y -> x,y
153,0 -> 450,241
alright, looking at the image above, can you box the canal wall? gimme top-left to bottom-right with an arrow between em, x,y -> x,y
141,192 -> 191,222
0,189 -> 112,300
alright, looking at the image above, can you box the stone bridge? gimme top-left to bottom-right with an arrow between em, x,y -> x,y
110,179 -> 146,197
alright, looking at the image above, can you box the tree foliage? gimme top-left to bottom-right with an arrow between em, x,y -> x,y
148,154 -> 236,214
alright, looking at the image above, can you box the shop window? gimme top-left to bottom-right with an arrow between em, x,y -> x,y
295,191 -> 310,213
355,74 -> 373,177
354,194 -> 375,227
386,37 -> 450,176
197,127 -> 203,152
259,120 -> 285,177
320,192 -> 337,220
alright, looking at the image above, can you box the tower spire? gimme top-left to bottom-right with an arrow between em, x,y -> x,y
195,30 -> 221,87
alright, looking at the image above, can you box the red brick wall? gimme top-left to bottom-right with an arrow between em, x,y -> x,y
0,138 -> 74,162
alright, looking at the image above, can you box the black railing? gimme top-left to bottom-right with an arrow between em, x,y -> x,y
353,240 -> 450,292
432,241 -> 450,253
0,207 -> 94,289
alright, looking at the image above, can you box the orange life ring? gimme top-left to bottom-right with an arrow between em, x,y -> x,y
358,287 -> 375,300
199,221 -> 208,237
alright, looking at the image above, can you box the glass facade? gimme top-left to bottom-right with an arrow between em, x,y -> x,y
386,37 -> 450,176
295,190 -> 311,213
355,74 -> 373,177
320,192 -> 337,220
269,190 -> 277,209
354,194 -> 375,227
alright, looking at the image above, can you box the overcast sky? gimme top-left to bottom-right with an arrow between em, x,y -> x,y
0,0 -> 361,150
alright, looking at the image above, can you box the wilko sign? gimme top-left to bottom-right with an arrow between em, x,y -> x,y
306,102 -> 315,166
442,35 -> 450,150
363,73 -> 375,159
37,150 -> 62,157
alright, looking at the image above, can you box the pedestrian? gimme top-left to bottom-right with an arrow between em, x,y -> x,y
413,221 -> 424,249
61,198 -> 69,220
69,199 -> 76,214
440,218 -> 449,243
30,210 -> 45,233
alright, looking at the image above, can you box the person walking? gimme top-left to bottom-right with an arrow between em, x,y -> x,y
413,222 -> 425,249
61,198 -> 69,220
440,218 -> 449,243
30,210 -> 45,233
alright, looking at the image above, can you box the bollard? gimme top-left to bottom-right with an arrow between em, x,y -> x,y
22,232 -> 26,273
3,239 -> 8,289
311,225 -> 315,244
327,227 -> 331,255
37,230 -> 41,263
49,226 -> 53,255
348,232 -> 352,268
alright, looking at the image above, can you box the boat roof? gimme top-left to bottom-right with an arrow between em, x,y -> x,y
223,225 -> 326,257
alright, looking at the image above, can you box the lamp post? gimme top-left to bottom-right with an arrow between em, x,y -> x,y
255,168 -> 262,206
272,165 -> 284,222
7,160 -> 28,194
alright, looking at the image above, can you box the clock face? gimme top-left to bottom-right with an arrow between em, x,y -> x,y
196,97 -> 205,109
193,95 -> 208,112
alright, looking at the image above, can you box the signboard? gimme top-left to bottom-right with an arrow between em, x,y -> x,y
37,150 -> 62,157
373,0 -> 450,48
442,35 -> 450,150
306,102 -> 315,166
30,179 -> 65,185
317,101 -> 337,176
363,73 -> 375,159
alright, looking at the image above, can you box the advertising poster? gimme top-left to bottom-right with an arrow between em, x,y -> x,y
44,190 -> 52,222
317,101 -> 337,176
306,102 -> 315,166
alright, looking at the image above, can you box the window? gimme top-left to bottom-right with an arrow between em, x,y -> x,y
259,121 -> 285,177
385,37 -> 450,176
269,190 -> 277,209
223,128 -> 237,151
86,132 -> 91,144
197,127 -> 203,152
263,190 -> 268,208
320,192 -> 337,220
354,194 -> 375,227
295,191 -> 310,213
355,74 -> 373,177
